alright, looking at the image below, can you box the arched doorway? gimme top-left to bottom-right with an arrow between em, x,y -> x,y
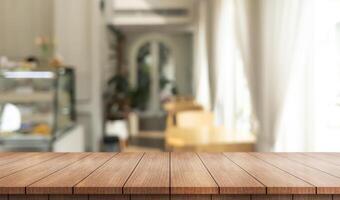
129,34 -> 177,115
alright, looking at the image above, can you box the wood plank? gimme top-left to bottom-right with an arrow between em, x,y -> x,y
251,153 -> 340,194
27,153 -> 115,194
124,152 -> 169,194
131,195 -> 169,200
74,153 -> 144,195
212,195 -> 250,200
198,153 -> 265,194
8,195 -> 48,200
89,195 -> 129,200
0,153 -> 15,157
225,153 -> 314,194
278,153 -> 340,178
0,153 -> 63,179
1,153 -> 340,197
305,153 -> 340,166
293,195 -> 332,200
0,153 -> 89,194
171,152 -> 218,194
0,153 -> 28,166
251,195 -> 292,200
171,195 -> 211,200
49,195 -> 87,200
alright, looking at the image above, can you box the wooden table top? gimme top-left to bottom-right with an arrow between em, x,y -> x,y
0,152 -> 340,195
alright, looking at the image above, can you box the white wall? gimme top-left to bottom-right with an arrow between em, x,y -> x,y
53,0 -> 92,101
54,0 -> 106,151
0,0 -> 54,59
0,0 -> 106,151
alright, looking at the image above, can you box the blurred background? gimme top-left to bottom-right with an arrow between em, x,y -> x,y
0,0 -> 340,152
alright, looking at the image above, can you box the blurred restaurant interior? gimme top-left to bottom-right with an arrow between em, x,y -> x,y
1,0 -> 340,152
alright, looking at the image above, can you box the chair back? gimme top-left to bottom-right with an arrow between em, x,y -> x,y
163,97 -> 203,128
176,111 -> 214,128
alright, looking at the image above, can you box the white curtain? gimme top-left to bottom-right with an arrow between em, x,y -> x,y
311,0 -> 340,151
275,0 -> 340,151
273,1 -> 314,151
201,0 -> 340,151
255,0 -> 312,151
207,0 -> 312,150
234,0 -> 259,116
194,0 -> 211,110
212,0 -> 304,144
211,0 -> 256,135
224,0 -> 313,151
212,0 -> 237,131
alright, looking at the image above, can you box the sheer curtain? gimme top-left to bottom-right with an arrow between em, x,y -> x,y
254,0 -> 312,151
311,0 -> 340,151
211,0 -> 307,146
211,0 -> 255,135
273,1 -> 314,151
212,0 -> 238,131
194,0 -> 211,110
233,0 -> 261,139
275,0 -> 340,151
214,0 -> 313,150
199,0 -> 340,151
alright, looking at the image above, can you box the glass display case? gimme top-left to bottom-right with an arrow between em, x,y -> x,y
0,67 -> 76,151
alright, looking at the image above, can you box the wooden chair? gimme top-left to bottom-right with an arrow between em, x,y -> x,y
165,110 -> 214,149
176,111 -> 214,128
165,110 -> 256,152
163,98 -> 203,128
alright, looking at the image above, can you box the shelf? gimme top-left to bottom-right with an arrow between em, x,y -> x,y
0,133 -> 51,140
0,92 -> 54,103
22,113 -> 52,122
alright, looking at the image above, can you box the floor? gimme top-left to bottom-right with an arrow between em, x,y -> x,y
124,131 -> 165,152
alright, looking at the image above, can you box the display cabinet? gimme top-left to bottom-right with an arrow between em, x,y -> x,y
0,67 -> 76,151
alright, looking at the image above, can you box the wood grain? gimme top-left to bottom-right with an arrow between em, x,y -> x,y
27,153 -> 115,194
0,153 -> 89,194
251,195 -> 292,200
225,153 -> 314,194
305,153 -> 340,166
171,195 -> 211,200
1,153 -> 340,197
279,153 -> 340,178
124,152 -> 169,194
74,153 -> 144,195
293,195 -> 332,200
131,195 -> 169,200
0,153 -> 15,157
171,152 -> 218,194
198,153 -> 265,194
89,195 -> 129,200
49,195 -> 87,200
0,153 -> 63,179
0,153 -> 34,166
8,195 -> 48,200
251,153 -> 340,194
212,195 -> 250,200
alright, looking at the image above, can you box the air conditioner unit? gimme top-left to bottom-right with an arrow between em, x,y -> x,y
106,0 -> 195,26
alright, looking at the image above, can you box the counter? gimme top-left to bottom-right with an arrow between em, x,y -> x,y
0,152 -> 339,200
